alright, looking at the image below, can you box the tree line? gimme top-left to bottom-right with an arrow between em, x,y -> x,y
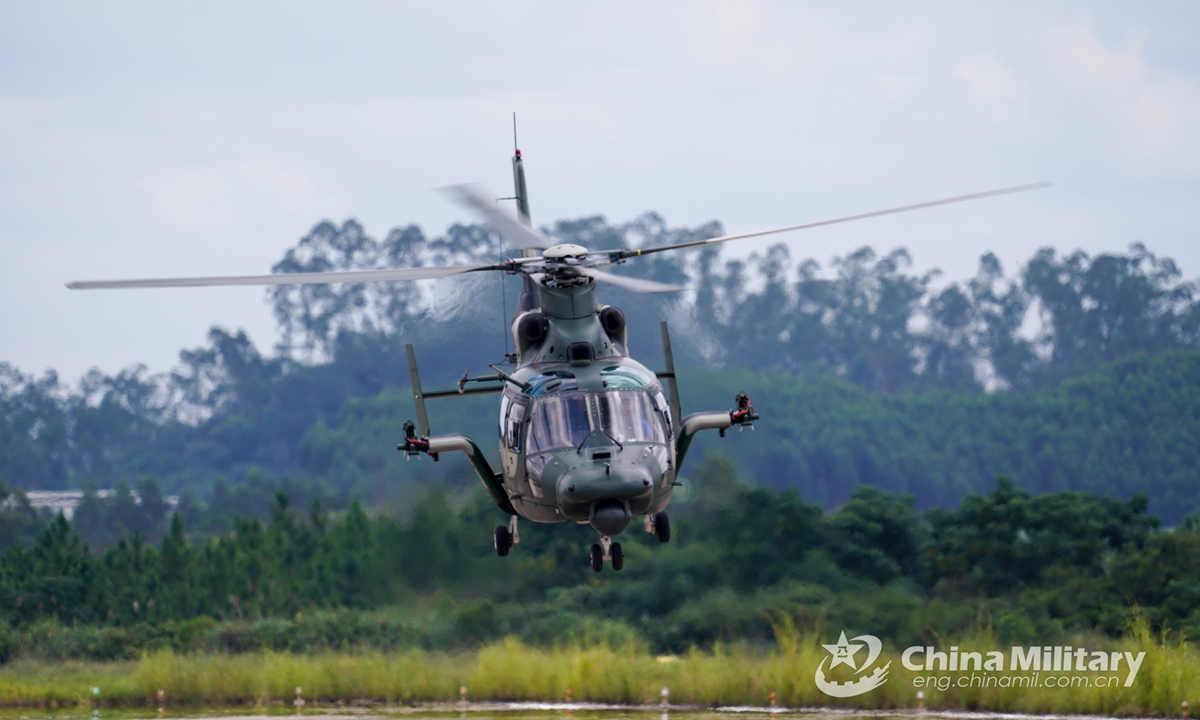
1,213 -> 1198,517
266,215 -> 1200,390
2,464 -> 1198,659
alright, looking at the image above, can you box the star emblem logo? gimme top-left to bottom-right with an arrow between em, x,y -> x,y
822,630 -> 864,670
815,630 -> 888,698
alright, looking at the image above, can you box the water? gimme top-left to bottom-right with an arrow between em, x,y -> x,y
0,709 -> 1118,720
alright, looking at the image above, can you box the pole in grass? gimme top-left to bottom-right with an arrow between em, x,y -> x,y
565,688 -> 573,717
769,691 -> 776,709
92,687 -> 100,720
1182,701 -> 1189,717
661,687 -> 669,708
916,691 -> 925,711
294,687 -> 305,714
157,689 -> 165,715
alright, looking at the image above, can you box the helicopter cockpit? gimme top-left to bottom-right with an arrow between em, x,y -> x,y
516,361 -> 674,485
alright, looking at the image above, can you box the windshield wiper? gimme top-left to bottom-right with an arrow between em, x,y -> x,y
575,428 -> 623,454
601,429 -> 623,450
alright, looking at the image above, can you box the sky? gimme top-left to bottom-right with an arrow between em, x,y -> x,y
2,1 -> 1199,382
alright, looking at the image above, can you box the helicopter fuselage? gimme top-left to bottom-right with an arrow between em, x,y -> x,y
502,352 -> 673,535
505,280 -> 671,535
403,274 -> 754,542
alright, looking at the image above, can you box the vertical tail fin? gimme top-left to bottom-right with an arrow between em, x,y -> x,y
512,114 -> 532,227
405,344 -> 431,437
511,114 -> 540,312
660,321 -> 683,426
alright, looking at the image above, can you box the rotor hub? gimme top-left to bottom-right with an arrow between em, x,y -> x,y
542,243 -> 589,260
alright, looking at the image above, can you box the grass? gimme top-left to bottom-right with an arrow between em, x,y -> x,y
1,624 -> 1197,715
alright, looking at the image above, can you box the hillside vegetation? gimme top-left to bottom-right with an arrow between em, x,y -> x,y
3,467 -> 1199,656
0,214 -> 1199,687
2,213 -> 1198,522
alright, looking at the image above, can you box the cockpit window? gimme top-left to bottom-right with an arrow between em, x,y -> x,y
600,365 -> 655,389
652,390 -> 672,434
498,394 -> 511,440
505,402 -> 525,451
528,394 -> 592,453
597,390 -> 666,444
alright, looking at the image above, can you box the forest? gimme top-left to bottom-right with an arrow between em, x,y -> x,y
2,213 -> 1198,516
2,212 -> 1200,661
3,466 -> 1199,662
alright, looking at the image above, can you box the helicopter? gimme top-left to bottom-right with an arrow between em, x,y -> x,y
68,145 -> 1049,572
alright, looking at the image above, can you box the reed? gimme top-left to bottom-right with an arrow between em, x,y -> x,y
0,626 -> 1196,715
0,659 -> 139,706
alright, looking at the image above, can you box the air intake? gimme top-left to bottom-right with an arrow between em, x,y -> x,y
567,342 -> 594,365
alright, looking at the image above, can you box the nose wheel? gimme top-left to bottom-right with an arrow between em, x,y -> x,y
589,536 -> 624,572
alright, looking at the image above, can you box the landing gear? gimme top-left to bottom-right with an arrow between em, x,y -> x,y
495,516 -> 520,557
644,512 -> 671,543
655,512 -> 671,543
495,526 -> 511,556
589,535 -> 624,572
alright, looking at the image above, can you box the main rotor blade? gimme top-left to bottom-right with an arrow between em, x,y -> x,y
67,264 -> 499,290
619,181 -> 1052,259
578,268 -> 683,294
442,183 -> 551,251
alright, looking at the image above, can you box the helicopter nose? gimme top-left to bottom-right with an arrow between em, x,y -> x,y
556,461 -> 654,503
556,461 -> 654,537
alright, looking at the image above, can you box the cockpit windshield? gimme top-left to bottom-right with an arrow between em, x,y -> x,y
598,390 -> 666,444
528,394 -> 591,453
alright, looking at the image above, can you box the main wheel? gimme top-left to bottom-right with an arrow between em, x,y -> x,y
589,543 -> 604,572
611,542 -> 624,571
655,512 -> 671,543
494,525 -> 511,557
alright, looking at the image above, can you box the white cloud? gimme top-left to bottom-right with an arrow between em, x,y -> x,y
3,2 -> 1200,381
1053,21 -> 1200,176
956,53 -> 1028,123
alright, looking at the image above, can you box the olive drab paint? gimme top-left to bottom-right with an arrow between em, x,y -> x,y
400,146 -> 757,571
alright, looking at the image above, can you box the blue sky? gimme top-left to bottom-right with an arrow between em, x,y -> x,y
3,1 -> 1199,380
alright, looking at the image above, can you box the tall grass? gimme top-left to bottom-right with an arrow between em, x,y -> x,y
1,624 -> 1197,715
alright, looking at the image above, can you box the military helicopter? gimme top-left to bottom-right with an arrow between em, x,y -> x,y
68,145 -> 1048,572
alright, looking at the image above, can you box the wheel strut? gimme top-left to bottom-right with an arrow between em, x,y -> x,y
643,512 -> 670,543
588,535 -> 623,572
